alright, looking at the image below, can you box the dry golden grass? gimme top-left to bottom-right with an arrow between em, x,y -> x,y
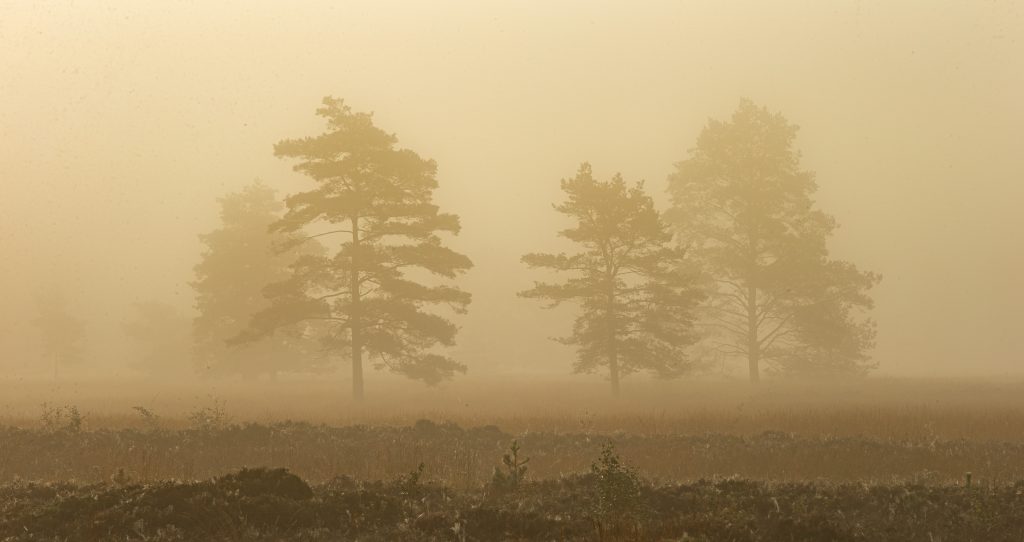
4,375 -> 1024,487
3,375 -> 1023,442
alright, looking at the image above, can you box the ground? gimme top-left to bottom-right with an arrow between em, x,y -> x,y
2,376 -> 1024,540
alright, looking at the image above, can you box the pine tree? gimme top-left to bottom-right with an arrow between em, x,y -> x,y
666,99 -> 880,380
193,181 -> 328,378
243,97 -> 472,399
521,163 -> 703,395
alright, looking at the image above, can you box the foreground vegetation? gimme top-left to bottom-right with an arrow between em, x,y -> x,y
4,418 -> 1024,487
3,466 -> 1023,541
4,379 -> 1024,540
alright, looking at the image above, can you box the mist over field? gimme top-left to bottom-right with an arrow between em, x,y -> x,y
1,1 -> 1021,388
1,4 -> 1024,539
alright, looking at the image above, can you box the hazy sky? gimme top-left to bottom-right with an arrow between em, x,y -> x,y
1,1 -> 1021,378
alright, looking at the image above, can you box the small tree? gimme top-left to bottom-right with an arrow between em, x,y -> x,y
242,97 -> 473,399
490,440 -> 530,491
590,443 -> 642,518
32,291 -> 85,379
521,163 -> 704,395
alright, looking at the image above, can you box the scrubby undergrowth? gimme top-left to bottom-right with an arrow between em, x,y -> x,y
2,467 -> 1023,541
3,420 -> 1024,486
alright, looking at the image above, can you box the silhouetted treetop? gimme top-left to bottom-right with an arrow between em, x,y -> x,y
244,97 -> 472,397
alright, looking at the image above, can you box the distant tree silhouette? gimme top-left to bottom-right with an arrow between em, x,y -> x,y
240,97 -> 472,399
521,163 -> 704,395
192,181 -> 329,379
32,290 -> 85,379
666,99 -> 880,381
122,301 -> 191,377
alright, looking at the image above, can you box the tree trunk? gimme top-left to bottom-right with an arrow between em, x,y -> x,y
350,218 -> 365,401
609,345 -> 620,397
607,276 -> 620,397
747,284 -> 760,383
351,325 -> 364,400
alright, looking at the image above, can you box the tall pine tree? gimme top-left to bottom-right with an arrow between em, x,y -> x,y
243,97 -> 472,399
521,163 -> 704,395
666,99 -> 880,380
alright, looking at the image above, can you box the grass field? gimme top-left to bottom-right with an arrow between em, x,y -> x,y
3,375 -> 1024,437
4,376 -> 1024,540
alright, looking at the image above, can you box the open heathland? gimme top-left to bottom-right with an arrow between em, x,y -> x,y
4,378 -> 1024,540
3,467 -> 1024,541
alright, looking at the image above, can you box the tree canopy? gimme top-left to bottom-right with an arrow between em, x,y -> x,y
521,163 -> 704,394
242,97 -> 473,398
193,181 -> 329,378
666,99 -> 880,380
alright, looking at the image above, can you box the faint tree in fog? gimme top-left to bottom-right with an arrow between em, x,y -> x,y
521,163 -> 704,396
240,97 -> 472,399
122,301 -> 192,377
32,290 -> 85,379
192,181 -> 330,379
666,99 -> 880,381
